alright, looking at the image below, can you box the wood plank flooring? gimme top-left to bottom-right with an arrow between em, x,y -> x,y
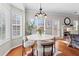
6,45 -> 32,56
6,45 -> 23,56
6,40 -> 79,56
55,40 -> 79,56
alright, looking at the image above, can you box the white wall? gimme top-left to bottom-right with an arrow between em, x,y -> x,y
0,3 -> 11,40
25,10 -> 79,37
10,3 -> 25,11
0,3 -> 25,56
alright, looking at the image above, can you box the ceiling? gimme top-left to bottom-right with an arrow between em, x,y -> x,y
24,3 -> 79,15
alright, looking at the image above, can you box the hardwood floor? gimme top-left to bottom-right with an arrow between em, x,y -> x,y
6,45 -> 32,56
55,40 -> 79,56
6,40 -> 79,56
6,45 -> 23,56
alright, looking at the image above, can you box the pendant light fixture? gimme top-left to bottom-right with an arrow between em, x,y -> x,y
35,3 -> 47,19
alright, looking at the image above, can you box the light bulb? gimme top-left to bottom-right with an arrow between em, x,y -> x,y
45,16 -> 47,19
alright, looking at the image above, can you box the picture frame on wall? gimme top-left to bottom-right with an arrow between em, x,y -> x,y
64,17 -> 71,25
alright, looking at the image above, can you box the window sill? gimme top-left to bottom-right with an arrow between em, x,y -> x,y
0,39 -> 10,46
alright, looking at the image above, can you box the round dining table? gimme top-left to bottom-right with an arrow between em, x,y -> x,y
26,34 -> 54,56
26,34 -> 54,41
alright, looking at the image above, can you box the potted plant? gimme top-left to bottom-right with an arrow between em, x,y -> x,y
28,21 -> 35,35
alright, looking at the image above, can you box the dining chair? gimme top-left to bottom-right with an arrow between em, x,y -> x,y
41,40 -> 54,56
22,39 -> 36,56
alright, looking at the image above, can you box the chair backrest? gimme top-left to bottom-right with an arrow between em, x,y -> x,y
41,42 -> 53,47
24,40 -> 35,48
41,40 -> 54,56
41,40 -> 54,46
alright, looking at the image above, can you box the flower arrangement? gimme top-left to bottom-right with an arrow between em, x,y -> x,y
36,27 -> 44,35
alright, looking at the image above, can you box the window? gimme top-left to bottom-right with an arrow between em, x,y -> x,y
30,18 -> 61,36
0,13 -> 5,40
12,15 -> 22,38
73,20 -> 78,34
52,20 -> 60,37
30,18 -> 44,34
45,19 -> 52,35
35,19 -> 44,29
11,7 -> 23,39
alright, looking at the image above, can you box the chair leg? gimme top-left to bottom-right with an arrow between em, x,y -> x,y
51,45 -> 53,56
43,46 -> 45,56
32,48 -> 33,56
